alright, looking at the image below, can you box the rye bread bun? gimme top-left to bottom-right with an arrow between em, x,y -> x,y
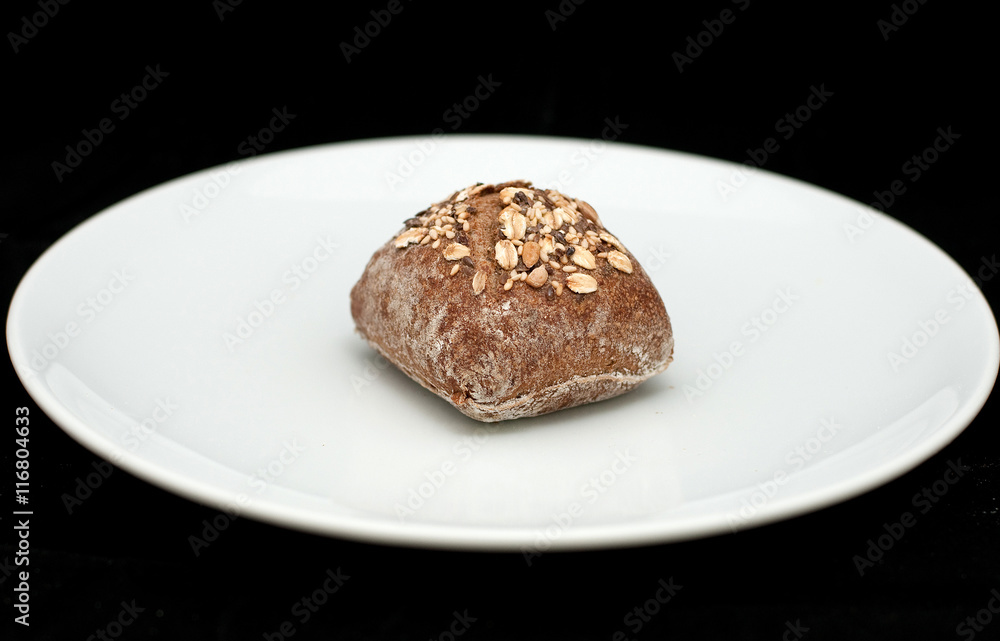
350,181 -> 673,421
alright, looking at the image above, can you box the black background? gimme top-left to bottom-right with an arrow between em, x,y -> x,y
2,1 -> 997,639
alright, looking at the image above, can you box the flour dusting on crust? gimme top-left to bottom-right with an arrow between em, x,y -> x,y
350,181 -> 673,422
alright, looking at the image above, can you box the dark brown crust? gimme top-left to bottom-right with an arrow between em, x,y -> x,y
350,181 -> 673,421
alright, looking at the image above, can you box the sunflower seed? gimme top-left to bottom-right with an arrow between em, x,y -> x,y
526,265 -> 548,288
522,241 -> 540,268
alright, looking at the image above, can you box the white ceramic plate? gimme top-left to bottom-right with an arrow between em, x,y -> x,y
8,135 -> 998,551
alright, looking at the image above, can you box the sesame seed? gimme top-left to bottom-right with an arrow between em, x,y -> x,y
450,264 -> 460,276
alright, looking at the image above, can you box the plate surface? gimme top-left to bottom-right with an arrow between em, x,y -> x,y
8,135 -> 998,551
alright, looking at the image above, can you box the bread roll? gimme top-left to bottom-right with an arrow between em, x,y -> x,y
350,180 -> 673,421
